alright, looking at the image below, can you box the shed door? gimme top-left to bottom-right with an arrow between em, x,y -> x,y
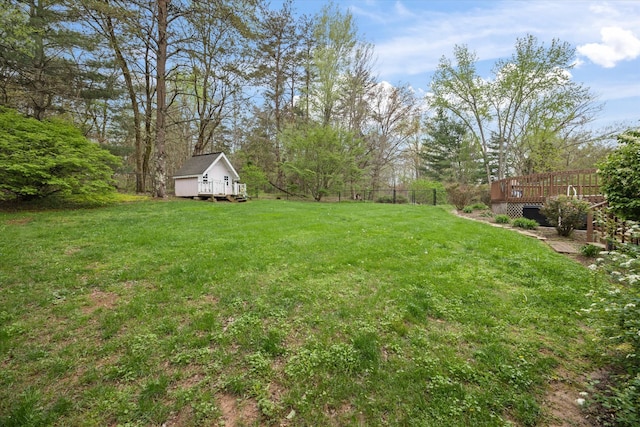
224,176 -> 230,195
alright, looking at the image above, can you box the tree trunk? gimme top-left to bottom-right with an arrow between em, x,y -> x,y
154,0 -> 167,198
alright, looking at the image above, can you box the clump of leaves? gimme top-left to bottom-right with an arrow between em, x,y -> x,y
462,202 -> 489,213
494,214 -> 510,224
540,195 -> 590,237
580,244 -> 602,258
512,217 -> 538,230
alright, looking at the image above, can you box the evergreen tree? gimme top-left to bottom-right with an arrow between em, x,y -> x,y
0,0 -> 112,120
421,108 -> 481,184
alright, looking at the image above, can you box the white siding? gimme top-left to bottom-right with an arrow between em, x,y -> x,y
174,177 -> 198,197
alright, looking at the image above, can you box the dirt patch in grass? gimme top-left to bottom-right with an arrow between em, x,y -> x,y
217,393 -> 260,427
543,370 -> 597,426
5,216 -> 33,225
82,289 -> 119,314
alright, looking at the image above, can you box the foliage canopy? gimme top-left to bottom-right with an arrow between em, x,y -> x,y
0,107 -> 121,201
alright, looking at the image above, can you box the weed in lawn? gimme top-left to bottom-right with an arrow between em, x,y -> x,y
137,375 -> 171,424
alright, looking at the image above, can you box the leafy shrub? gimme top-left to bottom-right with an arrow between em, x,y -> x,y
512,217 -> 538,230
462,202 -> 489,213
598,129 -> 640,221
587,239 -> 640,425
446,184 -> 486,210
580,244 -> 602,258
470,202 -> 489,210
0,107 -> 121,202
495,214 -> 510,224
540,195 -> 590,237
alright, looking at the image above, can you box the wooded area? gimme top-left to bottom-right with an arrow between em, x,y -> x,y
0,0 -> 621,200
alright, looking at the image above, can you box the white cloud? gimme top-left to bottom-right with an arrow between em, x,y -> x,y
349,1 -> 640,79
577,26 -> 640,68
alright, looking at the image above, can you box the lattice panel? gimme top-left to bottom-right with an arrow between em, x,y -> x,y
506,202 -> 543,218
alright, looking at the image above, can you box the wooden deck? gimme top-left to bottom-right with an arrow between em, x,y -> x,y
491,169 -> 604,204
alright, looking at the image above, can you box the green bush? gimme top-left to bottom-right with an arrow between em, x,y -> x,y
598,129 -> 640,221
446,184 -> 486,210
470,202 -> 489,210
462,202 -> 489,213
495,214 -> 510,224
540,196 -> 590,237
588,240 -> 640,425
0,107 -> 121,202
579,244 -> 602,258
512,217 -> 538,230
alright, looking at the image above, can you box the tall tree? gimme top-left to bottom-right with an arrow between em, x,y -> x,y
183,0 -> 257,156
154,0 -> 168,198
308,4 -> 357,127
281,124 -> 357,201
252,0 -> 300,187
79,0 -> 157,193
421,108 -> 482,184
431,35 -> 602,183
430,45 -> 493,182
0,0 -> 111,120
364,82 -> 420,188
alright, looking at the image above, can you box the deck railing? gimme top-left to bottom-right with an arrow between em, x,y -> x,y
198,180 -> 226,195
491,169 -> 604,204
587,201 -> 640,246
198,180 -> 247,196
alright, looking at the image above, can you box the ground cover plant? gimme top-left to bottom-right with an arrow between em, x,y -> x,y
512,217 -> 539,230
0,200 -> 604,426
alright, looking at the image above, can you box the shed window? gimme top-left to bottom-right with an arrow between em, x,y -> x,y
203,173 -> 208,183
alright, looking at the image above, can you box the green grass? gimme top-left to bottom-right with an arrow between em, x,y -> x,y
0,199 -> 603,426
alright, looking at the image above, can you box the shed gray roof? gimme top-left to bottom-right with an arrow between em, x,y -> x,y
174,152 -> 222,177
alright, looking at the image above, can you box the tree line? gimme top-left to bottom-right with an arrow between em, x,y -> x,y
0,0 -> 621,200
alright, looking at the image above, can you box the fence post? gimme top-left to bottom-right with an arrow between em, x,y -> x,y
338,192 -> 341,202
393,189 -> 396,204
433,188 -> 437,206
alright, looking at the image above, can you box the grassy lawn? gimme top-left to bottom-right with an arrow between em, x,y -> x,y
0,199 -> 602,426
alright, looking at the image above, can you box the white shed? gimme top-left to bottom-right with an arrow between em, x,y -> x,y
173,152 -> 246,200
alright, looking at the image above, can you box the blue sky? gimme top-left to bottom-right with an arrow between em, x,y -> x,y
280,0 -> 640,131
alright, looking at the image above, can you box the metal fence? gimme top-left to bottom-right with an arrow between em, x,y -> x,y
251,188 -> 446,205
114,174 -> 446,205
